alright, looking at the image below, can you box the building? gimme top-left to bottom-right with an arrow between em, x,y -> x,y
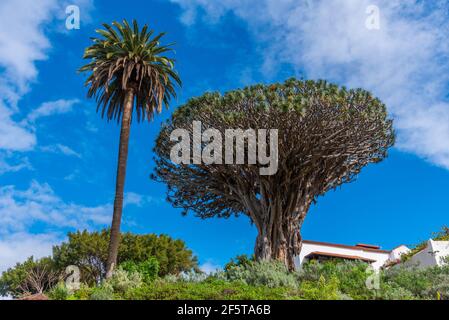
406,239 -> 449,268
295,240 -> 410,270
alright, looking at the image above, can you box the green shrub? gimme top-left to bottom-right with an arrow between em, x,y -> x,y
224,255 -> 254,272
48,282 -> 70,300
120,257 -> 159,283
163,271 -> 208,283
422,274 -> 449,300
219,259 -> 298,288
299,260 -> 374,299
125,278 -> 300,300
71,284 -> 93,300
378,283 -> 416,300
382,265 -> 434,298
90,285 -> 115,300
105,268 -> 143,294
299,275 -> 340,300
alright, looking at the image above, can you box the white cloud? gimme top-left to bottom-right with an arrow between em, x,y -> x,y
0,98 -> 79,156
124,192 -> 164,207
0,232 -> 59,274
172,0 -> 449,169
40,143 -> 82,158
27,99 -> 80,123
0,0 -> 92,160
0,153 -> 32,174
199,261 -> 222,274
0,179 -> 109,276
0,180 -> 159,273
0,180 -> 111,235
0,105 -> 36,151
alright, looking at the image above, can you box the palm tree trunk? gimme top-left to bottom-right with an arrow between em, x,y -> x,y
105,88 -> 134,279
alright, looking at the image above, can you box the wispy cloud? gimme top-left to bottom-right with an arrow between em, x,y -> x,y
0,232 -> 59,273
172,0 -> 449,169
124,192 -> 164,207
0,181 -> 164,273
27,99 -> 80,123
0,180 -> 111,235
40,143 -> 82,158
0,0 -> 92,168
0,154 -> 32,174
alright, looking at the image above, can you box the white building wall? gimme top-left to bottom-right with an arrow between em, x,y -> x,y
408,240 -> 449,268
431,240 -> 449,266
389,245 -> 410,261
295,242 -> 391,270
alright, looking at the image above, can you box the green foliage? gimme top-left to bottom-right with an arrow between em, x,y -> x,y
378,283 -> 416,300
0,256 -> 57,298
90,285 -> 115,300
124,278 -> 300,300
80,19 -> 181,123
47,282 -> 70,300
118,232 -> 197,276
299,260 -> 375,299
163,271 -> 208,283
224,255 -> 254,272
120,258 -> 159,283
219,259 -> 298,289
70,284 -> 93,300
381,264 -> 449,299
52,229 -> 109,284
48,258 -> 449,300
105,268 -> 143,294
52,229 -> 197,284
299,275 -> 340,300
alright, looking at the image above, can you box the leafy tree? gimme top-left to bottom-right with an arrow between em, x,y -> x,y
52,230 -> 109,284
52,229 -> 197,284
0,257 -> 58,298
120,258 -> 159,283
224,255 -> 254,272
154,79 -> 394,270
80,19 -> 181,277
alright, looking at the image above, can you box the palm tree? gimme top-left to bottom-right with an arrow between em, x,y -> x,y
80,20 -> 181,278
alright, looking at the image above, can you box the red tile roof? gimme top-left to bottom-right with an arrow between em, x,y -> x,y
303,240 -> 390,253
19,293 -> 49,300
355,243 -> 381,250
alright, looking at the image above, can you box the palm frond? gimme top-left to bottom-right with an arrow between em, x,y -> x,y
80,19 -> 181,122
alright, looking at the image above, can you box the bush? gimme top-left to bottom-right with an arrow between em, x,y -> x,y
71,284 -> 93,300
105,268 -> 143,294
90,285 -> 115,300
124,278 -> 300,300
299,275 -> 340,300
299,260 -> 375,299
382,265 -> 434,298
120,257 -> 159,283
48,282 -> 70,300
163,271 -> 208,283
378,283 -> 416,300
219,259 -> 299,288
224,255 -> 254,272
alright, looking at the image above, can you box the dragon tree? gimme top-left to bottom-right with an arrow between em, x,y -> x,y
153,79 -> 394,270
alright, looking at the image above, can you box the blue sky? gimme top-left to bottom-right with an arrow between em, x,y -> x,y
1,0 -> 449,273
